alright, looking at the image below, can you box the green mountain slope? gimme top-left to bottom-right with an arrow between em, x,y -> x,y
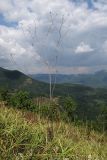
0,67 -> 49,96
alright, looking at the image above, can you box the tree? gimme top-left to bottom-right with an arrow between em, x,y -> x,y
21,12 -> 70,100
0,89 -> 9,101
59,96 -> 77,120
9,90 -> 35,111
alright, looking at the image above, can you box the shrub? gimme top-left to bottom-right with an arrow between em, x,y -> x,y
59,96 -> 77,120
9,90 -> 35,111
0,89 -> 9,101
35,102 -> 61,121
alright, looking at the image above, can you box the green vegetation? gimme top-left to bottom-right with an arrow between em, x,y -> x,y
0,105 -> 107,160
0,89 -> 107,132
9,91 -> 35,111
0,67 -> 107,159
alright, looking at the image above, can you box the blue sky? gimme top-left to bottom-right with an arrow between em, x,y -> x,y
0,14 -> 17,27
0,0 -> 107,74
87,0 -> 94,8
70,0 -> 94,8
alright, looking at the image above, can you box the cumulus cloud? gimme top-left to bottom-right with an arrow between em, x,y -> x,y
0,25 -> 40,70
75,42 -> 94,54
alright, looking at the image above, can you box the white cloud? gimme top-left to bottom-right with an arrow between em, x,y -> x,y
0,25 -> 40,70
1,0 -> 107,31
0,0 -> 12,13
75,42 -> 94,54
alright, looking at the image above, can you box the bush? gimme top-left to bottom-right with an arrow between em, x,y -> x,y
9,90 -> 35,111
0,89 -> 9,101
34,102 -> 61,121
59,96 -> 77,119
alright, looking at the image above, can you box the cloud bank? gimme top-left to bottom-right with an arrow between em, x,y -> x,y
0,0 -> 107,74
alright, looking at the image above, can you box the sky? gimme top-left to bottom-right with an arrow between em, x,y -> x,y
0,0 -> 107,74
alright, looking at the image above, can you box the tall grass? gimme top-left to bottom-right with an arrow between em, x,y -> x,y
0,105 -> 107,160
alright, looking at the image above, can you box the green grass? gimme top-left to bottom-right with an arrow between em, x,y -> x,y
0,104 -> 107,160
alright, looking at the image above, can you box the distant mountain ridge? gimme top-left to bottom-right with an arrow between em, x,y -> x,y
29,70 -> 107,88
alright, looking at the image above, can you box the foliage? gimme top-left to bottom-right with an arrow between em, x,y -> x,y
1,88 -> 106,131
9,90 -> 35,111
59,96 -> 77,119
35,102 -> 61,121
0,89 -> 9,101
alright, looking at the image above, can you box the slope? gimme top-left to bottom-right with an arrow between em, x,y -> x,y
0,67 -> 49,96
0,105 -> 107,159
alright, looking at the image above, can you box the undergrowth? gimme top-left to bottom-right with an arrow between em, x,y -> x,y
0,104 -> 107,160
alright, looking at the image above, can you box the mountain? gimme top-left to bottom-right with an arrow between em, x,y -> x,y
0,67 -> 49,96
1,67 -> 107,120
29,70 -> 107,88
